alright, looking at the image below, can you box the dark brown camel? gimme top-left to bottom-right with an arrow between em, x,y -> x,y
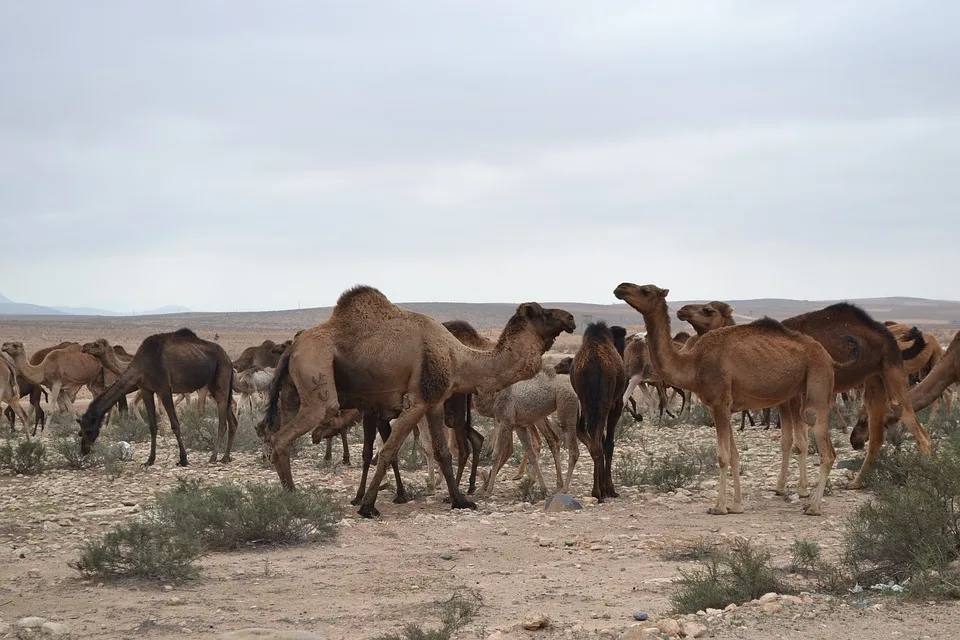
233,339 -> 290,372
78,329 -> 238,466
772,304 -> 931,487
570,321 -> 626,502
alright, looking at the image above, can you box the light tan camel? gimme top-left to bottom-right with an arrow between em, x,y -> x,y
233,366 -> 274,413
614,283 -> 850,516
478,361 -> 579,499
887,324 -> 953,413
0,353 -> 31,434
1,342 -> 101,417
261,285 -> 575,518
621,334 -> 686,422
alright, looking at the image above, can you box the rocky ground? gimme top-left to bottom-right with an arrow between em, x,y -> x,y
1,407 -> 958,640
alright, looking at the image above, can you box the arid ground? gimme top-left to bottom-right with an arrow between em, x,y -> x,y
0,314 -> 958,640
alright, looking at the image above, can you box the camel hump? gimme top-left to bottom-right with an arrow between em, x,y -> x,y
751,317 -> 795,335
173,328 -> 198,339
336,285 -> 389,309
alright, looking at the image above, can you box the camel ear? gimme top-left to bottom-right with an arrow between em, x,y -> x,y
711,301 -> 733,317
660,288 -> 669,298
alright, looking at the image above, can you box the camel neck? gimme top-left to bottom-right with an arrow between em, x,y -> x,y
642,302 -> 696,391
11,353 -> 44,385
452,337 -> 544,395
908,356 -> 956,414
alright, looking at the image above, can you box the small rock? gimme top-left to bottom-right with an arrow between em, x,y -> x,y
781,595 -> 803,606
761,602 -> 782,615
537,538 -> 554,547
41,622 -> 71,637
167,597 -> 186,606
18,617 -> 47,629
27,568 -> 41,579
705,608 -> 722,615
543,494 -> 583,512
723,603 -> 738,612
657,618 -> 682,637
520,614 -> 551,630
633,612 -> 649,621
439,551 -> 454,561
680,621 -> 708,638
758,592 -> 780,604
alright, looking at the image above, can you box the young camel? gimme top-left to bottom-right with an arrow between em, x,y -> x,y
477,362 -> 580,499
621,334 -> 687,423
614,283 -> 853,516
77,330 -> 238,466
261,285 -> 575,518
233,366 -> 274,413
0,354 -> 31,434
311,408 -> 363,465
1,342 -> 101,417
570,321 -> 627,502
2,341 -> 71,434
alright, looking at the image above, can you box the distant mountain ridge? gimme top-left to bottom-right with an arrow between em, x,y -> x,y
0,293 -> 190,317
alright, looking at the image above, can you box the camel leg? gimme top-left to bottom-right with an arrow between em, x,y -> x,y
480,420 -> 515,499
218,386 -> 238,463
538,418 -> 565,491
707,405 -> 742,514
416,419 -> 436,492
602,401 -> 621,498
803,398 -> 835,516
793,402 -> 810,498
356,404 -> 430,518
48,381 -> 63,414
775,402 -> 795,496
351,412 -> 379,506
424,405 -> 472,510
516,425 -> 548,495
142,392 -> 161,467
8,402 -> 30,439
157,391 -> 189,467
324,436 -> 333,462
849,378 -> 888,489
465,424 -> 484,495
340,429 -> 350,465
883,364 -> 932,455
197,387 -> 208,415
561,417 -> 580,493
512,434 -> 527,481
832,401 -> 848,433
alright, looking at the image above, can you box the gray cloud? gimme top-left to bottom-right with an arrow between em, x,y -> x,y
1,1 -> 958,311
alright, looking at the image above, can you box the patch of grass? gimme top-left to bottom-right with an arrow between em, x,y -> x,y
43,411 -> 79,439
399,436 -> 428,471
843,433 -> 960,598
0,438 -> 47,475
70,520 -> 200,582
71,479 -> 343,582
51,436 -> 104,470
670,540 -> 792,614
101,409 -> 152,443
618,442 -> 717,492
615,412 -> 640,440
373,588 -> 482,640
176,403 -> 219,451
790,539 -> 822,573
514,475 -> 547,503
662,539 -> 717,563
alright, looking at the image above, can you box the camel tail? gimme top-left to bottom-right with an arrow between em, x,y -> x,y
264,350 -> 292,429
832,335 -> 862,374
899,327 -> 926,362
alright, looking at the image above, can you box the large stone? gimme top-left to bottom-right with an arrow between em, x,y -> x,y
520,614 -> 551,630
680,620 -> 708,638
41,621 -> 71,637
17,617 -> 47,629
543,494 -> 583,513
219,629 -> 328,640
657,618 -> 682,637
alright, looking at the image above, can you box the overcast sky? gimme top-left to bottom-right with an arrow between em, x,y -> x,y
1,1 -> 958,312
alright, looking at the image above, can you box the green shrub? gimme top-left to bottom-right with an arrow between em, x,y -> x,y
0,439 -> 47,475
101,409 -> 152,443
51,437 -> 103,470
155,479 -> 343,550
618,442 -> 717,492
514,475 -> 547,503
790,539 -> 822,573
373,588 -> 482,640
71,520 -> 200,582
400,437 -> 428,471
843,434 -> 960,598
670,541 -> 791,614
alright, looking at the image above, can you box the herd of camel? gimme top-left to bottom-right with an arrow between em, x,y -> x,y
1,282 -> 958,520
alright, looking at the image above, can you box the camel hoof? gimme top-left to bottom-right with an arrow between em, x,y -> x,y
451,498 -> 477,511
707,506 -> 728,515
798,490 -> 811,499
607,490 -> 620,499
208,454 -> 218,464
342,460 -> 351,467
349,497 -> 363,507
846,480 -> 863,490
803,504 -> 822,516
772,489 -> 788,496
357,504 -> 380,519
177,460 -> 189,467
393,493 -> 410,505
728,503 -> 745,514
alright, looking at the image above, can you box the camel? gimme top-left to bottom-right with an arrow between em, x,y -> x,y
77,329 -> 238,466
233,339 -> 290,372
0,353 -> 30,434
614,283 -> 857,516
233,366 -> 274,413
569,321 -> 626,502
621,334 -> 687,423
310,408 -> 363,465
4,341 -> 78,433
261,285 -> 575,518
768,305 -> 931,488
852,329 -> 960,439
1,342 -> 101,417
887,323 -> 953,413
477,361 -> 580,499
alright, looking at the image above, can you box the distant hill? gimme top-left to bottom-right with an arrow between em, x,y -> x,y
0,293 -> 189,317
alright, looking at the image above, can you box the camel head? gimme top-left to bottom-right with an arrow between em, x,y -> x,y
78,406 -> 103,455
554,356 -> 573,375
676,302 -> 733,335
613,283 -> 669,314
1,341 -> 25,359
81,338 -> 111,358
508,303 -> 576,352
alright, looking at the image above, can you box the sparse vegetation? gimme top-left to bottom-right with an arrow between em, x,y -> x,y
514,475 -> 547,503
101,409 -> 152,443
373,588 -> 482,640
617,441 -> 717,492
790,539 -> 822,573
70,478 -> 343,581
662,539 -> 717,563
670,540 -> 792,614
399,436 -> 428,471
0,437 -> 47,475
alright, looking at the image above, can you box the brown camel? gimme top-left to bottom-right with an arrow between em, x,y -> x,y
261,285 -> 575,518
233,339 -> 290,372
3,341 -> 62,434
570,321 -> 627,502
614,283 -> 852,516
769,305 -> 931,487
0,353 -> 31,434
621,334 -> 687,423
1,342 -> 101,417
852,329 -> 960,438
77,329 -> 238,466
